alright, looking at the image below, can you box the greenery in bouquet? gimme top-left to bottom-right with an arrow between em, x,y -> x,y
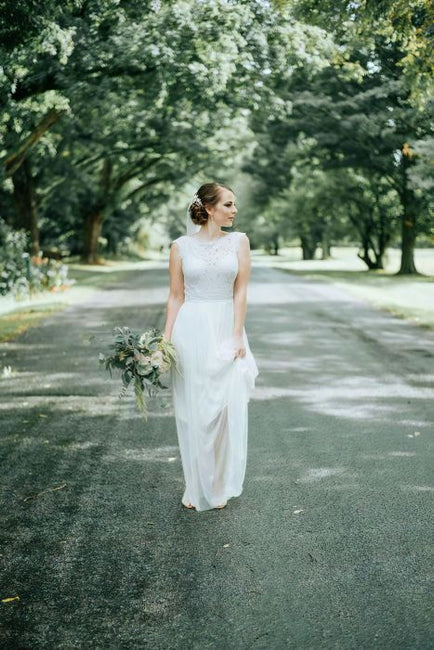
99,326 -> 180,419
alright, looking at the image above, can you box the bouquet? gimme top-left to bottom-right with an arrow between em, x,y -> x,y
99,326 -> 179,420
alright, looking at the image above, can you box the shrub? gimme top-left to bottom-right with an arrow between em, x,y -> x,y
0,218 -> 75,299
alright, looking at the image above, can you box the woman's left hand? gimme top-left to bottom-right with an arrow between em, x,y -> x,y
233,334 -> 246,359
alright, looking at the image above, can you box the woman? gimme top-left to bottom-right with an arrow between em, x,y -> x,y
163,182 -> 259,512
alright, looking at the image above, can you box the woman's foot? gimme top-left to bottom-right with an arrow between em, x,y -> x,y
182,501 -> 195,509
215,502 -> 227,509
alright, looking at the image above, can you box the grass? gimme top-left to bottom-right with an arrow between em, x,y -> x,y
0,303 -> 66,343
259,246 -> 434,330
285,269 -> 433,330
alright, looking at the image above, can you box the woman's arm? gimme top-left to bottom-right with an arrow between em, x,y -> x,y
163,242 -> 185,341
233,235 -> 251,355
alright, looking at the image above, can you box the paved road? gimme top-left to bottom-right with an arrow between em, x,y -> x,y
1,263 -> 433,649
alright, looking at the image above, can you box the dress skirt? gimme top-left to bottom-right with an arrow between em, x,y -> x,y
170,298 -> 258,512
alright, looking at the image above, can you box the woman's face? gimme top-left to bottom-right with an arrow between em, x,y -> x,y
207,188 -> 237,227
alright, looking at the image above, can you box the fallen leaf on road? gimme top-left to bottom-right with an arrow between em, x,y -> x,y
1,596 -> 20,603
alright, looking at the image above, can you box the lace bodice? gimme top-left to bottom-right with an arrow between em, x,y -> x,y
172,231 -> 246,302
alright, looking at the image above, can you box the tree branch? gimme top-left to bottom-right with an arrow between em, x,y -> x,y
3,108 -> 66,176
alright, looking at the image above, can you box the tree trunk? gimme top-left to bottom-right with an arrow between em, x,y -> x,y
300,236 -> 316,260
321,233 -> 331,259
355,206 -> 384,270
105,231 -> 119,255
272,234 -> 279,255
81,211 -> 104,264
376,208 -> 389,270
12,157 -> 39,255
399,212 -> 417,274
357,238 -> 383,270
398,144 -> 419,275
80,158 -> 112,264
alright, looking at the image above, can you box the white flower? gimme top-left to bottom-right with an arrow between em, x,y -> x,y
150,350 -> 164,366
150,350 -> 170,373
135,352 -> 151,364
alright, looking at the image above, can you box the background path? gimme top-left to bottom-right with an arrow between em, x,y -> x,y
1,263 -> 433,649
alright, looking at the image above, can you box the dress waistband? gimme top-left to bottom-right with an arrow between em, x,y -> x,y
184,297 -> 233,303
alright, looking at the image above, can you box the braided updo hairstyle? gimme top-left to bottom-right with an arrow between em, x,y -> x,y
188,182 -> 234,226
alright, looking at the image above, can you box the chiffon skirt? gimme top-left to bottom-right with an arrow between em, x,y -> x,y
170,298 -> 259,512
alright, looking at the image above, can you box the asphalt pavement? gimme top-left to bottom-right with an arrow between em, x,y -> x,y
0,262 -> 433,649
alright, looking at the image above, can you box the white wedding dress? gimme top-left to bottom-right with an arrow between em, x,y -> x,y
170,231 -> 259,511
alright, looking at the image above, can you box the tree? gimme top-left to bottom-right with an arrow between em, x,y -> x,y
272,0 -> 434,273
0,0 -> 268,262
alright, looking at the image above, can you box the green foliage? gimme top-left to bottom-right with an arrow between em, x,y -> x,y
280,0 -> 434,100
0,217 -> 74,297
0,218 -> 31,297
0,0 -> 265,261
244,1 -> 432,269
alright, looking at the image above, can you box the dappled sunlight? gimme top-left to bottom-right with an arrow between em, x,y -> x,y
0,342 -> 55,352
250,378 -> 433,422
405,373 -> 434,384
0,436 -> 101,452
297,467 -> 350,482
398,419 -> 431,427
307,374 -> 434,400
400,485 -> 434,492
0,395 -> 110,411
103,445 -> 180,463
360,451 -> 418,460
0,376 -> 114,400
298,393 -> 424,421
251,386 -> 301,401
256,332 -> 303,348
0,395 -> 174,420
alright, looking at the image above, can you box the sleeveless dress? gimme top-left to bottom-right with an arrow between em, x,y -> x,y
169,231 -> 259,512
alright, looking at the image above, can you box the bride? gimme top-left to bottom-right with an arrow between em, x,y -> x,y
163,182 -> 259,512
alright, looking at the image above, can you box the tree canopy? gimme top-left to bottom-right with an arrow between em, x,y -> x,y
0,0 -> 432,271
